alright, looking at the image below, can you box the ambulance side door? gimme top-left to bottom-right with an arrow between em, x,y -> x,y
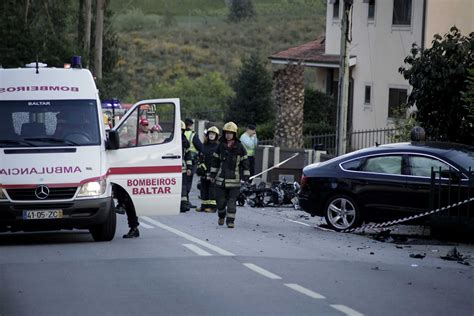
106,99 -> 182,216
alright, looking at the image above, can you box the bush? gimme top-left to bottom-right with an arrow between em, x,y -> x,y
228,0 -> 256,22
303,88 -> 336,134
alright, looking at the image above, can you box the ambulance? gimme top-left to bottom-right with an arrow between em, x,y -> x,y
0,60 -> 183,241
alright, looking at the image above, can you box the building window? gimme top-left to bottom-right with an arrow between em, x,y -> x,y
364,85 -> 372,105
368,0 -> 375,20
388,88 -> 408,118
333,0 -> 340,19
392,0 -> 412,26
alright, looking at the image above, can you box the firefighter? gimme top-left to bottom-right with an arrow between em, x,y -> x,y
196,126 -> 220,213
183,118 -> 203,206
181,121 -> 192,213
210,122 -> 250,228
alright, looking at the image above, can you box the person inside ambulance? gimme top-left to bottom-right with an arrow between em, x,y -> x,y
137,118 -> 152,146
54,110 -> 93,143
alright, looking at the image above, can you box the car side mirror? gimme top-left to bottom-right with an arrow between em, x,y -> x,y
107,130 -> 120,150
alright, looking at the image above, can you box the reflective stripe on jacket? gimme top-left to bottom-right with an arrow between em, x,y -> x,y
210,140 -> 250,188
184,130 -> 198,154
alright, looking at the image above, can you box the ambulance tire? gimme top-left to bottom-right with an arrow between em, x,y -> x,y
90,200 -> 117,242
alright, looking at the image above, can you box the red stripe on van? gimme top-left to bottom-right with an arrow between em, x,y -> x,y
107,166 -> 182,175
0,166 -> 181,189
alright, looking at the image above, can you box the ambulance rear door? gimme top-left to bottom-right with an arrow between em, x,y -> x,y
106,99 -> 182,216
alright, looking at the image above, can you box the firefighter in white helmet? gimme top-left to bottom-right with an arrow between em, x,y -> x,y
210,122 -> 250,228
196,126 -> 220,213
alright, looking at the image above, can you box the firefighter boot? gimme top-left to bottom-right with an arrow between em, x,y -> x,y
218,217 -> 225,226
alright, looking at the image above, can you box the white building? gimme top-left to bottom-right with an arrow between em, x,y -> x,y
270,0 -> 473,132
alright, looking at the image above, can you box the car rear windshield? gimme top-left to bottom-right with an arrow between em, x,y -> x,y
445,148 -> 474,171
0,100 -> 100,147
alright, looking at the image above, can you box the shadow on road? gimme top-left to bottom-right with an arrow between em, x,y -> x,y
0,231 -> 93,246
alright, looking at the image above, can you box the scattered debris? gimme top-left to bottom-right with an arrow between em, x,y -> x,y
409,253 -> 426,259
371,266 -> 379,270
407,282 -> 412,285
396,245 -> 404,249
440,247 -> 464,261
431,249 -> 439,253
411,264 -> 418,267
370,252 -> 375,255
372,230 -> 392,242
278,233 -> 286,238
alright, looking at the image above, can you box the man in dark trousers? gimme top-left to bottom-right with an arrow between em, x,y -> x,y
181,121 -> 192,212
210,122 -> 250,228
183,118 -> 203,207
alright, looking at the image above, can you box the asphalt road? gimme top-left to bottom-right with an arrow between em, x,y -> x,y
1,198 -> 473,316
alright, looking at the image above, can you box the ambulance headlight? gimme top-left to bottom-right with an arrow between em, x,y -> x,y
77,180 -> 106,197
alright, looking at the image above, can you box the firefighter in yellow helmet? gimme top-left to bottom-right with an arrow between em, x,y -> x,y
196,126 -> 220,213
180,121 -> 192,212
210,122 -> 250,228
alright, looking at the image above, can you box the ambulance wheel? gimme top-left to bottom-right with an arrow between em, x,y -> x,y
90,201 -> 116,242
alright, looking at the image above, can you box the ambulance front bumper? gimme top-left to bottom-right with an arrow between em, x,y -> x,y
0,197 -> 112,232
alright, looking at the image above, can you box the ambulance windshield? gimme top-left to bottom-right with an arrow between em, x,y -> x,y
0,100 -> 100,147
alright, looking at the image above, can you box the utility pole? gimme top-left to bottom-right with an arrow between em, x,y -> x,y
336,0 -> 353,156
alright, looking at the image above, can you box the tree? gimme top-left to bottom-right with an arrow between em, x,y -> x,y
0,0 -> 74,67
399,27 -> 474,144
228,0 -> 256,23
94,0 -> 106,79
273,64 -> 304,149
147,72 -> 234,122
227,54 -> 274,127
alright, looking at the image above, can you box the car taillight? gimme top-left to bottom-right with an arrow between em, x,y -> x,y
300,175 -> 309,189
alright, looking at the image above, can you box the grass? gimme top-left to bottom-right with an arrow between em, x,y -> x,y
108,1 -> 327,102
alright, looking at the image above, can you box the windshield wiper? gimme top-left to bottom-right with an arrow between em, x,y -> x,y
23,137 -> 80,146
0,139 -> 35,146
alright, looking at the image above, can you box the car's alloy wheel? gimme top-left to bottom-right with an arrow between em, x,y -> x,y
325,196 -> 360,231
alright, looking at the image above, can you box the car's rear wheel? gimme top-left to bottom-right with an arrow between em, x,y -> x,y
324,195 -> 362,231
90,200 -> 116,242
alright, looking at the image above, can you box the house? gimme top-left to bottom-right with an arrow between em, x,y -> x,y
269,0 -> 473,132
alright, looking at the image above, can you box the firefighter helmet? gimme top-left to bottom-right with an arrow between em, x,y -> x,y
222,122 -> 238,133
207,126 -> 220,135
140,118 -> 149,127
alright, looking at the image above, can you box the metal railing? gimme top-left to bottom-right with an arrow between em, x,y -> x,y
430,168 -> 473,219
261,127 -> 404,155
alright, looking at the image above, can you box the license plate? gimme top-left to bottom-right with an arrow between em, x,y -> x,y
23,210 -> 63,220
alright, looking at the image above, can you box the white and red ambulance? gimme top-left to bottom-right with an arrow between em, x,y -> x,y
0,61 -> 182,241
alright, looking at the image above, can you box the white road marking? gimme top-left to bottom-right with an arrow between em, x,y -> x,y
183,244 -> 213,256
242,263 -> 282,280
140,216 -> 235,256
284,283 -> 326,299
330,304 -> 364,316
138,221 -> 154,229
287,219 -> 312,227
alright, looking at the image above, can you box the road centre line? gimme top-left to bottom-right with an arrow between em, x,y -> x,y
284,283 -> 326,299
242,263 -> 282,280
182,244 -> 212,256
330,304 -> 364,316
138,221 -> 154,229
140,216 -> 235,256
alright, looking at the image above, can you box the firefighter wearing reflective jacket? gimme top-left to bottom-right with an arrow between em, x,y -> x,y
183,118 -> 203,200
196,126 -> 220,213
210,122 -> 250,228
181,121 -> 192,212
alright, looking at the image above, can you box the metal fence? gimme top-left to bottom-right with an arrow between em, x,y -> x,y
261,128 -> 404,155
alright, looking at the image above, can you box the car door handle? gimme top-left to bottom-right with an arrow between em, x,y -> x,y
162,155 -> 181,159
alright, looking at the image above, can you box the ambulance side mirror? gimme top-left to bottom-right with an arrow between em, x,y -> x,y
107,130 -> 120,150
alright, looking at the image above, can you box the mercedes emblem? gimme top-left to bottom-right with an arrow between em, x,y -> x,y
35,185 -> 50,200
